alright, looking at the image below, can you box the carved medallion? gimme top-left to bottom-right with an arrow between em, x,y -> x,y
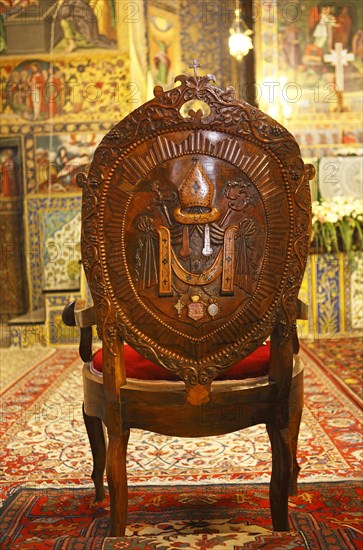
187,296 -> 205,321
207,303 -> 219,318
107,145 -> 273,345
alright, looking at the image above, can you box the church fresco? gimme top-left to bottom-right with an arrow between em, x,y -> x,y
278,1 -> 363,94
0,137 -> 28,322
147,2 -> 181,89
0,5 -> 143,321
256,1 -> 362,152
1,0 -> 117,55
33,132 -> 102,194
1,54 -> 131,122
0,140 -> 22,197
179,0 -> 232,87
5,60 -> 66,121
51,0 -> 117,54
288,120 -> 362,157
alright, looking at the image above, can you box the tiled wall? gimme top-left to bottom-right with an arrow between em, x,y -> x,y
298,252 -> 363,338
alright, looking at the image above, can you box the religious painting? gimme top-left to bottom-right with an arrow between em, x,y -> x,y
278,1 -> 363,95
1,0 -> 60,55
1,0 -> 117,55
147,1 -> 181,89
288,123 -> 362,157
1,54 -> 131,123
0,137 -> 28,321
32,132 -> 102,194
5,60 -> 66,121
0,139 -> 22,197
52,0 -> 117,54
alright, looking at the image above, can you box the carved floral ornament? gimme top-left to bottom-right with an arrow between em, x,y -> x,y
79,70 -> 314,386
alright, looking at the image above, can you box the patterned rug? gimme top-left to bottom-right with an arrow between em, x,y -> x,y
1,343 -> 362,548
301,338 -> 363,408
0,347 -> 55,394
1,482 -> 362,549
1,344 -> 362,509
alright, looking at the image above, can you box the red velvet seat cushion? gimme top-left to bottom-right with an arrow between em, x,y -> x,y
91,343 -> 270,381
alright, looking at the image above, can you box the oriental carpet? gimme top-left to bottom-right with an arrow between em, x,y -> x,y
301,338 -> 363,408
0,341 -> 362,548
0,482 -> 362,549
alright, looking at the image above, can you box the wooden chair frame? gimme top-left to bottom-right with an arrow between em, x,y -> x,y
63,69 -> 314,536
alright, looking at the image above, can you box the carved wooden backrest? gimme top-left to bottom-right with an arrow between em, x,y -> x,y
78,71 -> 313,389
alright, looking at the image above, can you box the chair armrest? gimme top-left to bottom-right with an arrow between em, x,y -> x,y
293,299 -> 309,354
74,300 -> 96,328
296,299 -> 308,321
62,299 -> 95,362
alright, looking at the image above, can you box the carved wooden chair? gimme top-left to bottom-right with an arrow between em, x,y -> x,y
63,67 -> 314,537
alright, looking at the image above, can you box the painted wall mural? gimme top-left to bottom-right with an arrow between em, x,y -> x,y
289,119 -> 363,157
277,1 -> 363,95
255,1 -> 362,156
147,1 -> 181,89
1,0 -> 118,55
33,132 -> 102,193
1,54 -> 132,123
0,2 -> 140,321
5,60 -> 66,121
0,141 -> 21,197
0,137 -> 28,321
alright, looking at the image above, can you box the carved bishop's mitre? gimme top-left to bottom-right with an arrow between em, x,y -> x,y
174,161 -> 219,224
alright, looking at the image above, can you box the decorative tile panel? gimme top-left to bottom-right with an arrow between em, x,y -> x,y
316,253 -> 341,336
26,195 -> 81,310
346,254 -> 363,331
45,291 -> 81,345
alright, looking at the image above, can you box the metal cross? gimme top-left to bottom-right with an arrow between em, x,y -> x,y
189,59 -> 201,78
323,42 -> 355,92
192,180 -> 200,194
174,299 -> 184,316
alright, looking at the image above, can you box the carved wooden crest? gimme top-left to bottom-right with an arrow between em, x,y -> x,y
79,71 -> 313,386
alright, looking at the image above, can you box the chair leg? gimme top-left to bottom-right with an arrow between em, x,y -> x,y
107,429 -> 130,537
266,424 -> 292,531
288,369 -> 304,497
82,403 -> 106,501
288,409 -> 302,496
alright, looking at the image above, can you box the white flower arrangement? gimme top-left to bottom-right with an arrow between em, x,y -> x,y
311,197 -> 363,262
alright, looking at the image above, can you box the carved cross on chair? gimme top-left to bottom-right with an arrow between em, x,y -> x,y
189,59 -> 201,77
